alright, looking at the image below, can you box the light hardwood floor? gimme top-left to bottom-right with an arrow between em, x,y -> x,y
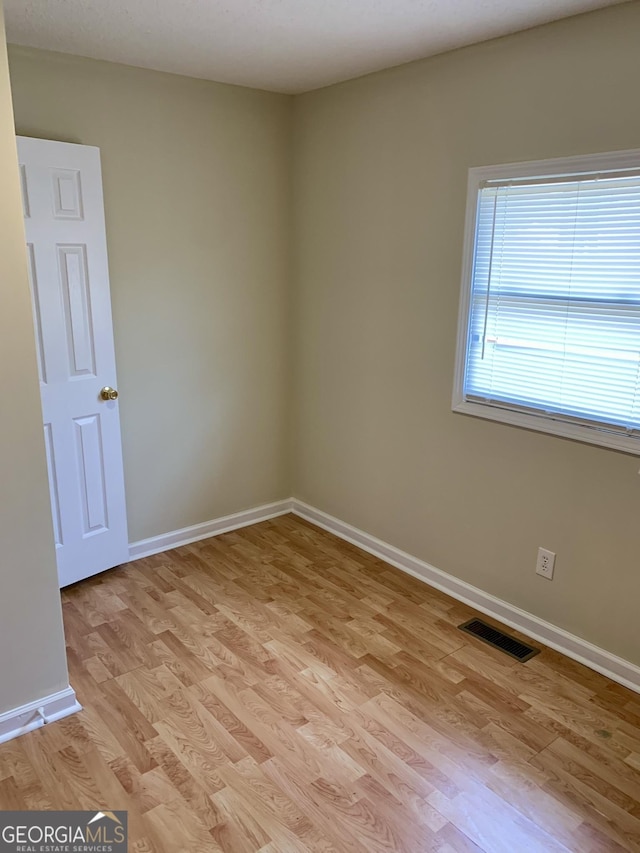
1,515 -> 639,852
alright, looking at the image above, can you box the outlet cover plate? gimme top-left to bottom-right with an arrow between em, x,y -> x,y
536,547 -> 556,579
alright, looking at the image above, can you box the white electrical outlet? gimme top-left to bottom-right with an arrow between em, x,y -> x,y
536,547 -> 555,579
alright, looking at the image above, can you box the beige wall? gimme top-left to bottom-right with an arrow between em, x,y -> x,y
8,46 -> 292,543
292,2 -> 640,665
0,5 -> 69,714
6,2 -> 640,675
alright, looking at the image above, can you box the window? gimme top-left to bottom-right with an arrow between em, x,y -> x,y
453,150 -> 640,455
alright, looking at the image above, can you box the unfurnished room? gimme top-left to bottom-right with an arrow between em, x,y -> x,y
0,0 -> 639,851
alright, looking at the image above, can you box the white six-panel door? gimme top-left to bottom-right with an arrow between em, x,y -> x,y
18,136 -> 129,588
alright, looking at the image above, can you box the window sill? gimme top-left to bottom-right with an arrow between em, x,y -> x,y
452,399 -> 640,456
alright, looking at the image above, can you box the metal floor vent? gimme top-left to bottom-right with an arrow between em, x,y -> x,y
459,618 -> 540,662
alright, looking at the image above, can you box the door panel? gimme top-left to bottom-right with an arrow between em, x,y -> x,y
59,244 -> 96,377
51,168 -> 84,220
43,422 -> 63,548
19,163 -> 30,218
19,136 -> 129,587
74,414 -> 109,535
26,243 -> 46,383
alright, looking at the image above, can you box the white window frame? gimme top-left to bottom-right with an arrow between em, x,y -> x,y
453,148 -> 640,456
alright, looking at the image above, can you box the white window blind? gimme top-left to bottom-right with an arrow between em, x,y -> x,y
464,169 -> 640,437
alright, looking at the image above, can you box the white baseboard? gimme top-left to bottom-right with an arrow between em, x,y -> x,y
0,686 -> 81,745
128,499 -> 294,561
292,499 -> 640,695
125,496 -> 640,695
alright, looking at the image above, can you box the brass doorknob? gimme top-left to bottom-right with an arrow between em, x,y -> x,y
100,386 -> 119,401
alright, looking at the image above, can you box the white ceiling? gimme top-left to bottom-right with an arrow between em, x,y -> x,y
3,0 -> 628,94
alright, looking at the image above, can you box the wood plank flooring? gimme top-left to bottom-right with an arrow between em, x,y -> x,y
1,514 -> 639,851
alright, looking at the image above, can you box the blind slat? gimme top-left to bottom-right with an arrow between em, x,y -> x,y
465,170 -> 640,431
